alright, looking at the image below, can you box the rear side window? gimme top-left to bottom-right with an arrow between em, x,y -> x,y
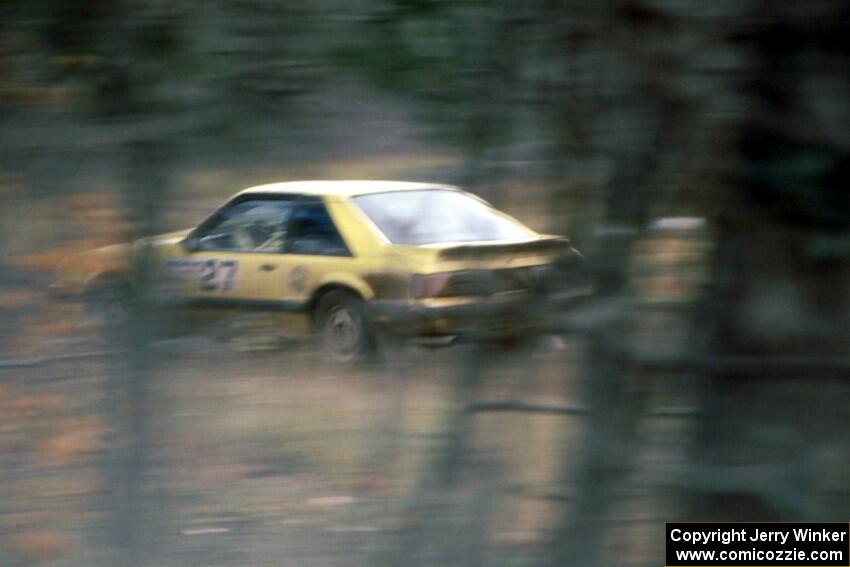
354,189 -> 535,245
286,202 -> 351,256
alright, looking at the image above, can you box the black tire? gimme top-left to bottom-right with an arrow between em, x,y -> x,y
85,279 -> 131,338
314,290 -> 376,364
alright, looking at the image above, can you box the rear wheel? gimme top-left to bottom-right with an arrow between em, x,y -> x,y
314,290 -> 376,364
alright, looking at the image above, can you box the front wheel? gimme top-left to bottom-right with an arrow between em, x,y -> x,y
85,280 -> 131,332
314,290 -> 376,364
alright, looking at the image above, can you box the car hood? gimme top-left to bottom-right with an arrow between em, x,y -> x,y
73,228 -> 191,271
142,229 -> 193,246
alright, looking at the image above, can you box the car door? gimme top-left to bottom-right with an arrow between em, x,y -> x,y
274,198 -> 355,307
163,196 -> 297,307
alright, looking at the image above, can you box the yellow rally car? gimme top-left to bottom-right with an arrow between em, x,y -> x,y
60,181 -> 586,361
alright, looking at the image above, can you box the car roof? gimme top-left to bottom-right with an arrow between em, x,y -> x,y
236,180 -> 459,198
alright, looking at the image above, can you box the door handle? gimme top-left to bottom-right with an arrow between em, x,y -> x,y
259,263 -> 277,272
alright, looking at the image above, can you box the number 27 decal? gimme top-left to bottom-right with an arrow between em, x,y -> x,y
200,260 -> 238,292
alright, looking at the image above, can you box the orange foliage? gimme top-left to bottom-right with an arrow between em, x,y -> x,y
0,389 -> 64,420
10,531 -> 79,561
0,289 -> 37,309
14,241 -> 131,275
36,419 -> 105,466
1,86 -> 74,107
54,53 -> 102,71
66,192 -> 126,225
13,191 -> 131,273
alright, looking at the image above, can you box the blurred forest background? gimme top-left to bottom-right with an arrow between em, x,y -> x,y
0,1 -> 848,566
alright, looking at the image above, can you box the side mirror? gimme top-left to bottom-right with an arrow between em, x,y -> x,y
182,236 -> 200,253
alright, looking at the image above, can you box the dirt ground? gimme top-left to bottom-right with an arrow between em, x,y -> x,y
0,320 -> 697,567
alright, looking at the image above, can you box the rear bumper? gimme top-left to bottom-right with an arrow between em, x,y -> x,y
369,288 -> 592,338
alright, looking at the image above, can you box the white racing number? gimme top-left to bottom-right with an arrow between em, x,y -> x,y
166,259 -> 239,292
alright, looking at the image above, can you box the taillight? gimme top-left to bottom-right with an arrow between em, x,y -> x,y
411,273 -> 453,298
412,267 -> 550,298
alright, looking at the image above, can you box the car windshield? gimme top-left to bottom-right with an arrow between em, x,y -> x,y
354,190 -> 535,246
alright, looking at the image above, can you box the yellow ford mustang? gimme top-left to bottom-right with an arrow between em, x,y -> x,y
61,181 -> 585,361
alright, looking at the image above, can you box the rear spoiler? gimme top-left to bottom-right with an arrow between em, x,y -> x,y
438,237 -> 574,261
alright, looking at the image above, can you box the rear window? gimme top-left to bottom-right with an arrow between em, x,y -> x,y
354,189 -> 535,245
